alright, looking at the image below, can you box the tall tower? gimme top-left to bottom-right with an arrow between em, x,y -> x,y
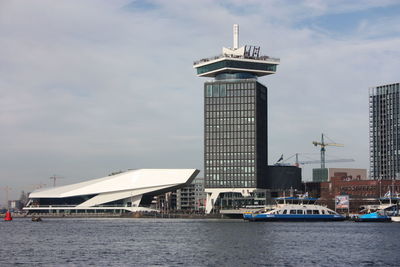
369,83 -> 400,180
193,25 -> 280,213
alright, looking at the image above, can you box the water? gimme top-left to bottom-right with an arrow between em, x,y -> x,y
1,218 -> 400,266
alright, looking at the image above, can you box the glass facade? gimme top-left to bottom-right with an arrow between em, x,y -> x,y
204,79 -> 268,188
197,59 -> 277,75
369,83 -> 400,180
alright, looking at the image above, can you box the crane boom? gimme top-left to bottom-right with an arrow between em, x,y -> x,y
312,133 -> 344,168
281,153 -> 354,166
312,142 -> 343,147
299,159 -> 354,164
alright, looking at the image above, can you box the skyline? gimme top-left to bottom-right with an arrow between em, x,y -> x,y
1,0 -> 400,202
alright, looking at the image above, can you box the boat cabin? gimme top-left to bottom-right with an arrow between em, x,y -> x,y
274,197 -> 318,205
269,206 -> 338,215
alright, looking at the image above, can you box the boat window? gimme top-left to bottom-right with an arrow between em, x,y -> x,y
297,210 -> 303,214
321,210 -> 325,214
306,210 -> 313,214
313,210 -> 319,214
290,210 -> 296,214
283,210 -> 287,214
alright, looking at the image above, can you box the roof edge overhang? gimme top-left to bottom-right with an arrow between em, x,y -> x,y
29,169 -> 200,199
193,56 -> 280,69
197,67 -> 276,77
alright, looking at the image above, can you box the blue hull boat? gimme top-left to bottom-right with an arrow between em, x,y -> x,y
243,198 -> 345,222
244,212 -> 345,222
354,212 -> 391,222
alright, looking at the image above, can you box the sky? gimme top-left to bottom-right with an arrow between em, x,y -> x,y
1,0 -> 400,204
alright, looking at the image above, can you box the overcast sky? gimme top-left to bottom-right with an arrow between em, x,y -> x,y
1,0 -> 400,203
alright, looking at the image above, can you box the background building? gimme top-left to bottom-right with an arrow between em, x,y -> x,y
176,177 -> 206,212
266,166 -> 302,190
194,25 -> 280,213
313,168 -> 367,182
320,174 -> 400,213
154,192 -> 177,212
7,200 -> 24,212
369,83 -> 400,180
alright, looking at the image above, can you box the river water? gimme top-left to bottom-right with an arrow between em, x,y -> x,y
1,218 -> 400,266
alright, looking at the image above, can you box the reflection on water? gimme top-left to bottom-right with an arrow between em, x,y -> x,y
1,218 -> 400,266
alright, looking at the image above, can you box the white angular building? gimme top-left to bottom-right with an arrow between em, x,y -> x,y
24,169 -> 199,214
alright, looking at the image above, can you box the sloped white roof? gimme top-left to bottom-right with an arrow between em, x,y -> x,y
29,169 -> 199,198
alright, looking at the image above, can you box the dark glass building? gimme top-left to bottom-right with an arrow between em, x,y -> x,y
194,25 -> 280,213
203,79 -> 268,189
369,83 -> 400,180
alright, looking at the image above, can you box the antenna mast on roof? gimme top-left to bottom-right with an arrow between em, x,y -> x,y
50,175 -> 64,187
233,24 -> 239,49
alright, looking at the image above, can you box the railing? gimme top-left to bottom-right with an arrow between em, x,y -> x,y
194,53 -> 280,66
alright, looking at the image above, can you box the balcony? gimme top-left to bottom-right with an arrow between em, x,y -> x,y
194,53 -> 280,66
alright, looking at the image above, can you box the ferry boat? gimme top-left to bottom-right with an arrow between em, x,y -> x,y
243,197 -> 345,222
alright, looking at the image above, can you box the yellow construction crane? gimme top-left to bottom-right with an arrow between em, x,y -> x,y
312,133 -> 344,169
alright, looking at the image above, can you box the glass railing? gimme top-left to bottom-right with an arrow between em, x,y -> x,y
194,53 -> 280,66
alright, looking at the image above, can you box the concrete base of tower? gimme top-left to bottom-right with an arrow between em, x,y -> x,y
205,188 -> 259,214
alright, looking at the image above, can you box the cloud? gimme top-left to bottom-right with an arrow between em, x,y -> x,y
1,0 -> 400,202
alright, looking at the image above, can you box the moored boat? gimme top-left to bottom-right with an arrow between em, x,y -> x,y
244,197 -> 345,222
391,216 -> 400,222
354,212 -> 391,222
389,203 -> 400,222
32,216 -> 42,222
356,195 -> 399,222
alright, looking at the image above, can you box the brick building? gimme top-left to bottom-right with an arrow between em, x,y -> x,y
320,175 -> 400,212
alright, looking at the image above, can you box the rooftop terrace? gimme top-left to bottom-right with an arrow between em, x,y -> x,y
193,52 -> 280,67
